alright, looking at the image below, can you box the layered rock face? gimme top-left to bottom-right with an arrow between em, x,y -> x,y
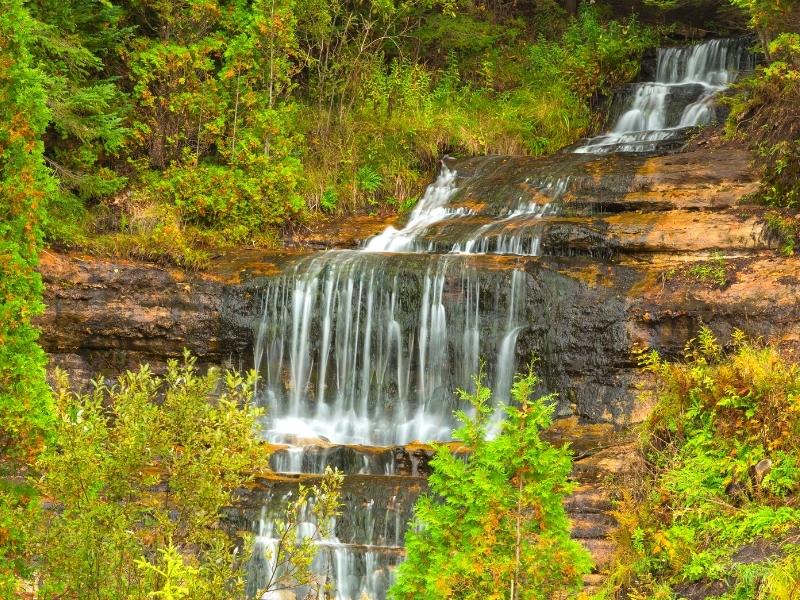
36,38 -> 800,598
39,141 -> 799,419
37,136 -> 800,591
38,251 -> 253,382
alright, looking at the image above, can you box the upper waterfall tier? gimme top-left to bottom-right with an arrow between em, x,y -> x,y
361,39 -> 753,258
575,37 -> 754,154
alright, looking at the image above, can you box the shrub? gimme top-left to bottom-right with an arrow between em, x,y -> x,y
389,365 -> 592,600
687,252 -> 729,287
29,354 -> 342,599
156,160 -> 305,242
764,211 -> 799,255
604,329 -> 800,597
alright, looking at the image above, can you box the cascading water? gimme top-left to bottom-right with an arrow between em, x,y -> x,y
254,251 -> 527,447
247,37 -> 751,600
575,38 -> 754,154
364,168 -> 569,256
248,488 -> 409,600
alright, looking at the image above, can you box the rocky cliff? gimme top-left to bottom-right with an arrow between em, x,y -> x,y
36,133 -> 800,587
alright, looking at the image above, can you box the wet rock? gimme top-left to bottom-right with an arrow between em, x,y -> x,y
269,445 -> 395,475
37,252 -> 258,386
445,142 -> 758,216
233,473 -> 427,548
392,447 -> 414,476
732,537 -> 784,564
724,478 -> 749,504
673,579 -> 731,600
751,458 -> 773,487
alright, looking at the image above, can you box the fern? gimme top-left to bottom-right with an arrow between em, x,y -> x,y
356,166 -> 383,194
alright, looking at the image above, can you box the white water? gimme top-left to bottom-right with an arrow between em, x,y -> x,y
249,495 -> 400,600
575,38 -> 753,154
248,37 -> 753,600
249,173 -> 534,599
364,165 -> 468,252
254,251 -> 526,447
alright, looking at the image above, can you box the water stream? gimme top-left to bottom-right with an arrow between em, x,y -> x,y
575,37 -> 753,153
246,37 -> 754,599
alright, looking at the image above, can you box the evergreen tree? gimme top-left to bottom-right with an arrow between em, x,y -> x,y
27,0 -> 129,203
389,367 -> 592,600
0,0 -> 56,593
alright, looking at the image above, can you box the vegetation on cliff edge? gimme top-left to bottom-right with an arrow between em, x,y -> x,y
22,0 -> 656,265
600,328 -> 800,599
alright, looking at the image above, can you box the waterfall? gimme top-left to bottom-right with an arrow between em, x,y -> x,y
575,38 -> 754,154
253,251 -> 527,447
247,37 -> 750,600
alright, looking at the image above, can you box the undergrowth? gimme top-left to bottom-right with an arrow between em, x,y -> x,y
599,328 -> 800,599
726,32 -> 800,212
661,253 -> 731,289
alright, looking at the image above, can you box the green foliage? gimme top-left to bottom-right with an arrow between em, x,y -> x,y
356,166 -> 383,195
29,353 -> 343,599
604,329 -> 800,598
764,211 -> 799,255
758,138 -> 800,210
155,160 -> 305,242
31,355 -> 264,599
319,188 -> 338,212
0,1 -> 56,593
389,365 -> 592,600
759,546 -> 800,599
25,0 -> 656,261
687,252 -> 729,287
727,0 -> 799,44
724,4 -> 800,212
559,9 -> 657,101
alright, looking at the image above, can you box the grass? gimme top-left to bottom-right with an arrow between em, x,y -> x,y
687,253 -> 729,287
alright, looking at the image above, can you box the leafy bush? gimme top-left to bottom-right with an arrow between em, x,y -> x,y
389,365 -> 592,600
687,252 -> 730,287
31,356 -> 264,599
155,160 -> 306,242
29,354 -> 343,599
764,211 -> 799,255
603,329 -> 800,597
